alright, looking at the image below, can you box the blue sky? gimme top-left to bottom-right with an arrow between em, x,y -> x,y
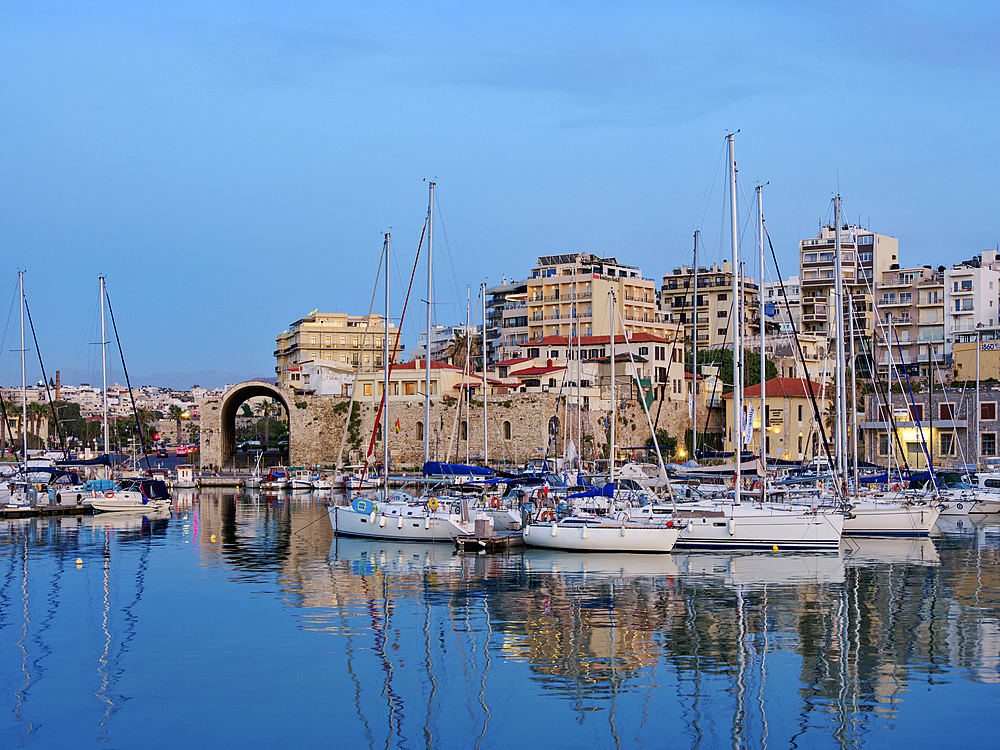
1,1 -> 997,388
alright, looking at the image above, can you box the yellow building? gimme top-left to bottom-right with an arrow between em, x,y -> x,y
274,310 -> 399,388
723,378 -> 831,462
524,254 -> 665,344
953,326 -> 1000,382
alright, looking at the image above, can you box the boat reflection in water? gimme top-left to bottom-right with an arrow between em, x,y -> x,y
2,490 -> 998,749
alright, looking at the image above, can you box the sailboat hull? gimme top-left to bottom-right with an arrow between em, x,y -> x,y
523,522 -> 680,553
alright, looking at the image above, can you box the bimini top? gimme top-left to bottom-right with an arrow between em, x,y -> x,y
422,462 -> 493,478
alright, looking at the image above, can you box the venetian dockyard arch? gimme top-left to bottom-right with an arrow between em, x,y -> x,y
199,380 -> 291,469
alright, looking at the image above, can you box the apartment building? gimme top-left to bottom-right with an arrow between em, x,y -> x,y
274,311 -> 398,388
872,265 -> 946,377
944,250 -> 1000,346
659,262 -> 760,349
409,324 -> 480,364
486,278 -> 528,364
524,254 -> 665,345
762,275 -> 801,334
799,223 -> 898,352
953,326 -> 1000,383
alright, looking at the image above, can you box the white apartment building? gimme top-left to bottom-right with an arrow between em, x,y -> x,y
763,275 -> 801,334
944,250 -> 1000,346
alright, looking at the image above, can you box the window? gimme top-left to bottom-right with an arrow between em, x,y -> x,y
909,404 -> 923,421
940,432 -> 955,456
503,421 -> 512,440
639,347 -> 648,356
797,404 -> 803,422
550,350 -> 560,358
363,383 -> 372,396
717,310 -> 727,318
797,434 -> 803,453
404,382 -> 416,395
982,402 -> 997,421
460,421 -> 468,440
982,432 -> 997,457
717,328 -> 726,336
879,434 -> 890,456
940,403 -> 955,420
718,293 -> 727,301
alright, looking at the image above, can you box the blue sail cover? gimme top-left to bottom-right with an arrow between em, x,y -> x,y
566,483 -> 614,500
422,462 -> 494,478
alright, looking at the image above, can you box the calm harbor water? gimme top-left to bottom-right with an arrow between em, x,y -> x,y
1,490 -> 999,749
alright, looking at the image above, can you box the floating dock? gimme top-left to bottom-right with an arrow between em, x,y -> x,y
453,530 -> 525,553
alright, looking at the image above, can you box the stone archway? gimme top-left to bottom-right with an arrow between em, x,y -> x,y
199,381 -> 290,469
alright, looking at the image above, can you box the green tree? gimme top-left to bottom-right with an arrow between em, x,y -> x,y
695,348 -> 778,393
168,405 -> 184,443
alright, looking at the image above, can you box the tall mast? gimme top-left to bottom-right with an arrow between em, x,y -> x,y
383,233 -> 390,493
465,287 -> 471,464
757,185 -> 766,497
19,271 -> 26,480
100,276 -> 108,459
424,181 -> 434,464
482,281 -> 487,467
977,327 -> 981,471
849,290 -> 859,495
609,290 -> 616,485
692,231 -> 699,461
728,133 -> 741,500
575,275 -> 581,470
834,196 -> 847,491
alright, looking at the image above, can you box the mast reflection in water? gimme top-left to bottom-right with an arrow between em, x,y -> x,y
0,490 -> 998,749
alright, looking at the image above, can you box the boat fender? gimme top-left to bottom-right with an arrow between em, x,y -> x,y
550,522 -> 558,537
686,519 -> 694,532
582,526 -> 589,539
369,510 -> 377,525
379,515 -> 386,527
620,524 -> 626,537
56,493 -> 62,504
428,497 -> 439,512
727,518 -> 737,536
523,525 -> 530,537
424,516 -> 430,530
76,494 -> 82,505
397,516 -> 404,529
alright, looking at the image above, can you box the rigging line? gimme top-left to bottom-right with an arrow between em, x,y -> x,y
103,283 -> 151,474
22,296 -> 67,457
680,141 -> 728,256
0,277 -> 20,379
435,193 -> 473,300
362,229 -> 426,478
762,224 -> 842,500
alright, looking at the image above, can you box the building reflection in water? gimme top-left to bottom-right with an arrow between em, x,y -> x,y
2,491 -> 997,749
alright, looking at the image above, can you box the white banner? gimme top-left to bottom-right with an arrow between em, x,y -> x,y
743,403 -> 756,446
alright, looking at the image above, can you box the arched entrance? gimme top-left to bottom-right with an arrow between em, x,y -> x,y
200,381 -> 290,470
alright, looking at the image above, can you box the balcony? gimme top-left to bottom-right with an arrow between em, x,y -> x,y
879,297 -> 911,307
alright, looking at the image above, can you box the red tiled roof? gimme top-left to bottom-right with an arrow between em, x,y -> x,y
510,365 -> 567,377
494,357 -> 534,366
722,378 -> 826,399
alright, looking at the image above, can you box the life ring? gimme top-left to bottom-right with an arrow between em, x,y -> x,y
105,491 -> 114,498
539,509 -> 555,522
752,481 -> 762,491
490,496 -> 500,508
428,497 -> 439,512
892,483 -> 902,492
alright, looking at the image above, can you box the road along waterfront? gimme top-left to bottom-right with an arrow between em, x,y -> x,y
1,489 -> 998,749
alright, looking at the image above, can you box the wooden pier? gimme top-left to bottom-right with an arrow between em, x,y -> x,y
1,504 -> 95,520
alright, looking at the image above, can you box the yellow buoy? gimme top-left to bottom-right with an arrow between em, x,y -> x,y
75,558 -> 83,567
210,534 -> 216,542
772,545 -> 778,552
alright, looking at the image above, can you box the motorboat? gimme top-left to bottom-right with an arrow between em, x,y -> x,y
290,468 -> 314,490
89,478 -> 172,513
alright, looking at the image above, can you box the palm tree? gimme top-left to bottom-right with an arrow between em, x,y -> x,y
168,405 -> 184,443
444,329 -> 481,370
255,399 -> 276,448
